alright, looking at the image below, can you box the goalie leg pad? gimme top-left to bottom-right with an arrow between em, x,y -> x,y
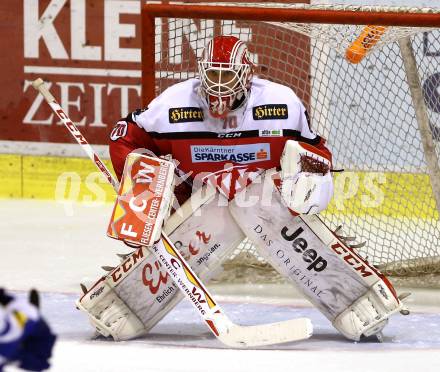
332,280 -> 400,340
78,187 -> 245,341
229,173 -> 404,341
77,276 -> 145,340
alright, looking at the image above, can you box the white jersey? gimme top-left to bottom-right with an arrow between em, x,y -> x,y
135,77 -> 316,139
111,76 -> 329,184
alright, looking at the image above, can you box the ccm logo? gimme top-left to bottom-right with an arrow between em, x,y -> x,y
281,226 -> 327,272
331,242 -> 373,278
111,249 -> 144,283
217,132 -> 242,138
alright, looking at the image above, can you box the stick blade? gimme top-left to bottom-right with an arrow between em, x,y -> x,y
218,317 -> 313,348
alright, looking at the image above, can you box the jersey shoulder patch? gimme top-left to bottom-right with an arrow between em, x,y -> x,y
248,78 -> 302,122
169,107 -> 204,124
251,78 -> 302,103
252,104 -> 288,120
137,79 -> 203,131
110,121 -> 128,141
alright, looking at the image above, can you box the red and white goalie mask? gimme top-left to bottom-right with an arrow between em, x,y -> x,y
198,35 -> 253,118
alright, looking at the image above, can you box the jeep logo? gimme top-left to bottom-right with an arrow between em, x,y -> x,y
281,226 -> 327,272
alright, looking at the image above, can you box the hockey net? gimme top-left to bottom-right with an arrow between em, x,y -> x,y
142,2 -> 440,287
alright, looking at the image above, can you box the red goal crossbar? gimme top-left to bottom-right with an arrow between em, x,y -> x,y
141,2 -> 440,105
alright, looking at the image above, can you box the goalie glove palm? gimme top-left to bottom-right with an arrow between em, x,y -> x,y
284,172 -> 333,214
280,140 -> 333,214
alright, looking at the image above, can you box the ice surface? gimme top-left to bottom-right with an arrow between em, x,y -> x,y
1,200 -> 440,372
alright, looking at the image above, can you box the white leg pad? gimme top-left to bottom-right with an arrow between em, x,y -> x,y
77,186 -> 245,341
77,278 -> 145,341
229,171 -> 405,341
333,281 -> 402,340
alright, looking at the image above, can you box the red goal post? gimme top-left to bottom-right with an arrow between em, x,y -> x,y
141,2 -> 440,286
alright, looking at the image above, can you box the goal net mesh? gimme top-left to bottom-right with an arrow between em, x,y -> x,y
147,3 -> 440,287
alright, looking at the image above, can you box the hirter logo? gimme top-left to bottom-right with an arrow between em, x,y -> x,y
252,104 -> 288,120
169,107 -> 204,123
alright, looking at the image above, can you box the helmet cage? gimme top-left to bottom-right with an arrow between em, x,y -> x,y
197,36 -> 253,117
198,61 -> 251,100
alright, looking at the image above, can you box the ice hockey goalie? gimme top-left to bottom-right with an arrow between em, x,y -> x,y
77,35 -> 407,343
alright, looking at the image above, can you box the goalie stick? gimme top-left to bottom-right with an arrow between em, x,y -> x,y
32,77 -> 312,347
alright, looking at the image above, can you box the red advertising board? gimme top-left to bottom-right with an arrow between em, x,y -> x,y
0,0 -> 310,146
1,0 -> 143,145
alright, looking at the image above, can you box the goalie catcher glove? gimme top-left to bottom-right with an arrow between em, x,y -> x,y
280,140 -> 333,215
0,289 -> 56,371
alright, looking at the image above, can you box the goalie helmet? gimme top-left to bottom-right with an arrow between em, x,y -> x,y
198,35 -> 253,118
